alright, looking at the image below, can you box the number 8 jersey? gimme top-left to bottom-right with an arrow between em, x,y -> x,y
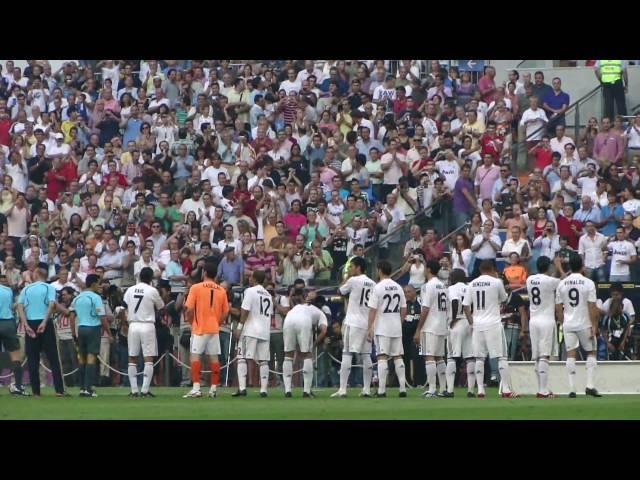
420,277 -> 449,335
555,273 -> 597,332
368,278 -> 406,338
526,274 -> 560,325
241,284 -> 273,340
340,274 -> 376,330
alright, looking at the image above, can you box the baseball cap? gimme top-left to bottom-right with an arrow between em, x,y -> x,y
55,133 -> 64,140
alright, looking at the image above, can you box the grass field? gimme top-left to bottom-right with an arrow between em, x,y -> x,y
2,387 -> 640,420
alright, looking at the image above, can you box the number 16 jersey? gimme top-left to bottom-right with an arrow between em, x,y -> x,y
555,273 -> 597,332
340,274 -> 376,330
526,274 -> 560,325
420,277 -> 449,335
368,278 -> 406,338
462,275 -> 507,331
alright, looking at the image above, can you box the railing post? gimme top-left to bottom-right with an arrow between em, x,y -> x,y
574,103 -> 580,144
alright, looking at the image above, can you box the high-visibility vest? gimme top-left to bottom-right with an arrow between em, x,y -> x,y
599,60 -> 622,84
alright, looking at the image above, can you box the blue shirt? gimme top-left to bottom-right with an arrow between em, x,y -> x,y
216,256 -> 244,285
0,285 -> 14,320
542,89 -> 570,112
18,281 -> 56,320
70,291 -> 105,327
574,206 -> 602,225
124,118 -> 143,146
174,155 -> 194,179
600,204 -> 624,237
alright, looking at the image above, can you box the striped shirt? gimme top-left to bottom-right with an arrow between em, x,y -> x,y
245,253 -> 276,281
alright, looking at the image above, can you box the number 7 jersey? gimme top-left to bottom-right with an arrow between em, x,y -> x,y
123,282 -> 165,323
368,278 -> 406,337
555,273 -> 597,332
340,274 -> 376,330
241,284 -> 273,340
526,274 -> 560,325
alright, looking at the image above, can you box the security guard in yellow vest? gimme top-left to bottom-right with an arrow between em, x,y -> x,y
595,60 -> 628,120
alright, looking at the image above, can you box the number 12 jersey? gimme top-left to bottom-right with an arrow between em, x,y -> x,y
241,285 -> 273,340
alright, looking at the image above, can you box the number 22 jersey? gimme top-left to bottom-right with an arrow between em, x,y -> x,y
368,278 -> 406,338
241,284 -> 273,340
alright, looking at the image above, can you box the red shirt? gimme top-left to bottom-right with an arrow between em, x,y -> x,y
0,118 -> 11,146
480,133 -> 504,158
534,146 -> 553,170
477,75 -> 496,104
46,161 -> 77,201
393,98 -> 407,117
103,172 -> 128,188
556,215 -> 583,249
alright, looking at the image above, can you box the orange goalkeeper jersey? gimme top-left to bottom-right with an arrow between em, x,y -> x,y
185,281 -> 229,335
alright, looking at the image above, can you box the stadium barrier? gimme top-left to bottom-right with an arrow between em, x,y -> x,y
509,361 -> 640,395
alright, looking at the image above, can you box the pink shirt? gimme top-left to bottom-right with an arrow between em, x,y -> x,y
593,131 -> 624,163
320,167 -> 338,188
283,212 -> 307,241
474,164 -> 500,201
477,75 -> 496,104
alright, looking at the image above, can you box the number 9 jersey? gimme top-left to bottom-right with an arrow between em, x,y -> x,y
555,273 -> 597,332
241,284 -> 273,341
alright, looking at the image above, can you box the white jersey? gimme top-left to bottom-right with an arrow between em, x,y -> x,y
526,274 -> 560,324
555,273 -> 597,332
607,240 -> 637,277
420,277 -> 449,335
340,274 -> 376,329
448,282 -> 468,325
462,274 -> 507,331
598,297 -> 636,319
368,278 -> 406,338
283,304 -> 328,331
123,282 -> 164,323
241,284 -> 272,340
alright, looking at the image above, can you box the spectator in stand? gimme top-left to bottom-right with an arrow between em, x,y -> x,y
607,226 -> 637,282
470,219 -> 502,277
578,220 -> 609,282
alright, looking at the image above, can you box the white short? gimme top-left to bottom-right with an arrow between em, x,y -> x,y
472,323 -> 508,359
342,324 -> 372,354
128,322 -> 157,357
420,331 -> 446,357
447,320 -> 473,359
565,327 -> 596,352
283,322 -> 313,353
374,335 -> 404,357
530,321 -> 558,359
238,335 -> 270,362
190,333 -> 221,355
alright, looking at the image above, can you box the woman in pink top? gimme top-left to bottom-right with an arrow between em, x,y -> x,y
283,199 -> 307,241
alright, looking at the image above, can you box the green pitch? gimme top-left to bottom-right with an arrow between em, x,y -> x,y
2,387 -> 639,420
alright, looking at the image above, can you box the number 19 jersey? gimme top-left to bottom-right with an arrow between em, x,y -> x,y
368,278 -> 406,338
462,275 -> 507,331
555,273 -> 597,332
340,274 -> 376,330
526,274 -> 560,325
420,277 -> 449,335
241,285 -> 272,340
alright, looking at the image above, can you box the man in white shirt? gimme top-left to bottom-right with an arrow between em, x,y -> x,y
471,220 -> 502,276
415,260 -> 450,398
463,260 -> 518,398
380,139 -> 407,200
519,96 -> 548,145
295,61 -> 322,84
551,166 -> 578,204
555,254 -> 601,397
279,69 -> 301,95
550,124 -> 578,161
501,226 -> 531,263
578,220 -> 608,282
607,226 -> 637,282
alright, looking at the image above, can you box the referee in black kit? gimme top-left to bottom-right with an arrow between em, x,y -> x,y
15,264 -> 67,397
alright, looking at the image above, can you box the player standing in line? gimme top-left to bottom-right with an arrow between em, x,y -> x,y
123,267 -> 165,397
68,274 -> 108,397
282,289 -> 328,397
555,254 -> 602,398
415,260 -> 450,398
0,275 -> 29,396
462,260 -> 519,398
332,256 -> 376,398
367,260 -> 408,398
445,269 -> 475,398
526,256 -> 560,398
233,270 -> 272,397
183,261 -> 229,398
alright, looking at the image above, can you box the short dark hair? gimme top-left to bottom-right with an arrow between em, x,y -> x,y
351,256 -> 367,274
536,256 -> 552,274
203,260 -> 217,279
253,270 -> 266,285
85,274 -> 100,289
568,252 -> 583,273
139,267 -> 154,283
426,260 -> 441,276
377,260 -> 392,276
479,260 -> 495,274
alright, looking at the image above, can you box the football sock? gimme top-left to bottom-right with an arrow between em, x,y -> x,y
377,359 -> 388,394
79,364 -> 86,391
259,362 -> 269,393
436,360 -> 446,393
210,361 -> 220,387
538,358 -> 550,394
128,363 -> 138,393
237,359 -> 247,391
445,359 -> 457,393
586,356 -> 597,390
86,363 -> 97,392
283,357 -> 293,393
475,359 -> 485,395
339,354 -> 352,392
12,360 -> 23,387
362,354 -> 373,394
566,357 -> 576,393
141,362 -> 153,393
191,359 -> 201,389
534,360 -> 541,393
466,360 -> 476,392
425,361 -> 437,393
394,358 -> 406,392
302,358 -> 313,394
498,358 -> 512,393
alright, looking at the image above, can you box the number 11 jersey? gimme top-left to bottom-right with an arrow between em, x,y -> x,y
462,275 -> 507,331
368,278 -> 406,338
420,277 -> 449,335
526,274 -> 560,325
340,274 -> 376,330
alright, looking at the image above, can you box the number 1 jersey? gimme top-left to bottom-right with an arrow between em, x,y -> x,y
462,274 -> 507,331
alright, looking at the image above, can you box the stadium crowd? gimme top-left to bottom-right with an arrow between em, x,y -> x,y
0,59 -> 638,393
